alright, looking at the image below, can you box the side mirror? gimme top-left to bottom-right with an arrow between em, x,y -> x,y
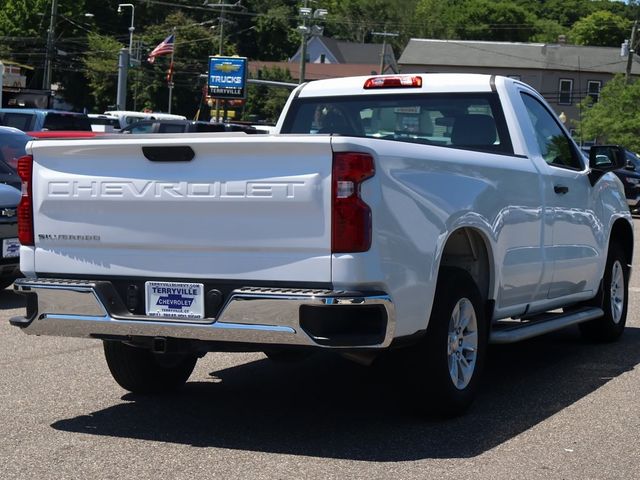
589,145 -> 625,169
588,145 -> 626,186
625,160 -> 636,171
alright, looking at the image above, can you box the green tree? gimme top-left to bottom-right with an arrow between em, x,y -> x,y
414,0 -> 457,39
569,10 -> 631,47
0,0 -> 50,37
530,18 -> 565,43
82,32 -> 121,112
0,0 -> 94,93
236,1 -> 298,60
243,66 -> 293,124
455,1 -> 537,42
323,0 -> 416,52
578,75 -> 640,150
528,0 -> 598,27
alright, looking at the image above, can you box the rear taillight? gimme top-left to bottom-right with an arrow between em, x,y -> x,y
332,152 -> 374,253
16,155 -> 34,246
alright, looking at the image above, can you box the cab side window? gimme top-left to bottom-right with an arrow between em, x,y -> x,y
521,93 -> 582,170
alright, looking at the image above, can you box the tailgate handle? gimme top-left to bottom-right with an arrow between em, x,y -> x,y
142,146 -> 195,162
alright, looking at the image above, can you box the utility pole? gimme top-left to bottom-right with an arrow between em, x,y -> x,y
626,20 -> 638,83
43,0 -> 58,89
297,3 -> 328,84
371,30 -> 399,74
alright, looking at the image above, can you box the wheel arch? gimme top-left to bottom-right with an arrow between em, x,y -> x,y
610,217 -> 634,266
438,227 -> 495,305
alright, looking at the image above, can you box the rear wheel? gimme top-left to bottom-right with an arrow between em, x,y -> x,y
579,242 -> 629,342
103,341 -> 197,394
0,278 -> 16,290
410,267 -> 487,417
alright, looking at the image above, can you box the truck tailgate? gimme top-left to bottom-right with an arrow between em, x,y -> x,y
28,134 -> 333,282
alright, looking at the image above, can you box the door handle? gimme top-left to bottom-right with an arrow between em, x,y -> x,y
554,185 -> 569,195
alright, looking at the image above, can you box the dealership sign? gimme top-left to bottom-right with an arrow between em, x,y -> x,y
208,56 -> 248,99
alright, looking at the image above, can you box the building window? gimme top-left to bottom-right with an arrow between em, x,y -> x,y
558,79 -> 573,105
320,54 -> 326,64
587,80 -> 601,104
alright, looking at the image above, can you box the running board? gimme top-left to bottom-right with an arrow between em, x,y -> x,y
489,307 -> 604,344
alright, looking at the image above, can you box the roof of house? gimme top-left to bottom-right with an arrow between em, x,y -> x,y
249,61 -> 381,81
399,38 -> 639,74
317,36 -> 396,65
291,36 -> 396,68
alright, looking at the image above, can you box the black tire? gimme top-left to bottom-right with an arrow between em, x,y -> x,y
0,278 -> 16,290
410,267 -> 487,417
579,242 -> 629,342
103,341 -> 198,394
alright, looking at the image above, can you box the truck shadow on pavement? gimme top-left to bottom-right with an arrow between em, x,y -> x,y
52,326 -> 640,461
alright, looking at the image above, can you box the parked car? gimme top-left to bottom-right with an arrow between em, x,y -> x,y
88,114 -> 121,133
120,119 -> 264,134
0,183 -> 21,289
0,108 -> 92,132
103,110 -> 186,130
582,146 -> 640,212
0,126 -> 30,177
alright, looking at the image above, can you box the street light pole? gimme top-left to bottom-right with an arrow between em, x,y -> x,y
117,4 -> 135,110
117,4 -> 135,55
43,0 -> 58,89
626,20 -> 638,83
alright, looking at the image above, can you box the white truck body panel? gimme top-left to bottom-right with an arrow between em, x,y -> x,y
15,73 -> 632,347
25,135 -> 333,283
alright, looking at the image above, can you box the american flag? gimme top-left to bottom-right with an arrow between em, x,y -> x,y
147,34 -> 175,63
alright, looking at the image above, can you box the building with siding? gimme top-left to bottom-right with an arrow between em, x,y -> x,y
399,38 -> 639,129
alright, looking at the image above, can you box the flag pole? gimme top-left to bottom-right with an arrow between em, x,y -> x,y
167,29 -> 176,113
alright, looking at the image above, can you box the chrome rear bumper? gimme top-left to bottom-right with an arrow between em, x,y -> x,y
11,278 -> 395,349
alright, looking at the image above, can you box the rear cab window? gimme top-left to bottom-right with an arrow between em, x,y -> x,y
0,113 -> 35,131
43,113 -> 92,131
158,123 -> 186,133
281,92 -> 513,155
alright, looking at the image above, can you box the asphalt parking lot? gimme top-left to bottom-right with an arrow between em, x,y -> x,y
1,223 -> 639,479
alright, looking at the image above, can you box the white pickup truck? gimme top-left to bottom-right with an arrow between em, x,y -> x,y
11,74 -> 633,415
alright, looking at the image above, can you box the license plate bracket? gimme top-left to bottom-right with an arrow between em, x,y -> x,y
145,281 -> 205,320
2,238 -> 19,258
